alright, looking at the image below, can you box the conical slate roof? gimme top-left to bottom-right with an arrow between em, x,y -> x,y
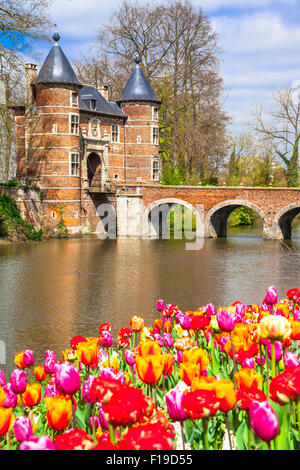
33,33 -> 82,87
118,57 -> 160,104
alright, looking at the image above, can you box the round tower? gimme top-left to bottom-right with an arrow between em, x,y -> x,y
26,32 -> 83,233
118,57 -> 161,184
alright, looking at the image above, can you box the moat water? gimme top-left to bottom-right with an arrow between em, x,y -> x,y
1,220 -> 300,376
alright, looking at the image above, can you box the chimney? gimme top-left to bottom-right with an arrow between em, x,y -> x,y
25,63 -> 38,109
97,84 -> 109,101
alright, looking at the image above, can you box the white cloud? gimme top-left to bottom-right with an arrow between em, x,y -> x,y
195,0 -> 296,12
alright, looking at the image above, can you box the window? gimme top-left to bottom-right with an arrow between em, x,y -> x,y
114,174 -> 119,181
111,124 -> 119,143
152,157 -> 160,181
52,124 -> 57,134
70,153 -> 80,176
71,92 -> 78,107
152,127 -> 159,145
153,107 -> 158,120
70,114 -> 79,135
90,99 -> 97,111
74,211 -> 79,220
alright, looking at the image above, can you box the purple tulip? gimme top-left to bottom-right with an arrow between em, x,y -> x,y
19,436 -> 56,450
163,333 -> 174,348
125,350 -> 136,366
23,350 -> 34,367
250,400 -> 279,443
0,370 -> 5,387
156,300 -> 164,312
10,369 -> 27,394
101,331 -> 113,348
2,383 -> 18,408
264,286 -> 278,306
55,362 -> 81,395
13,416 -> 33,442
165,386 -> 189,422
284,351 -> 300,368
266,341 -> 283,362
206,303 -> 217,319
82,375 -> 96,404
217,309 -> 235,332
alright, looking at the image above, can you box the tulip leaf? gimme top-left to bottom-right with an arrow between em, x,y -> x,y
272,401 -> 290,450
235,421 -> 246,450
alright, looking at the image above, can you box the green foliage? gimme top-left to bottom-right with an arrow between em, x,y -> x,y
0,194 -> 43,241
228,206 -> 256,227
57,205 -> 68,238
0,179 -> 19,188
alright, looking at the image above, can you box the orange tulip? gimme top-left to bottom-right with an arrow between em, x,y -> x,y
0,387 -> 6,407
34,366 -> 47,382
275,303 -> 290,319
163,320 -> 172,333
234,367 -> 262,391
161,353 -> 174,376
0,408 -> 14,435
22,383 -> 42,407
45,395 -> 72,431
135,356 -> 164,385
174,337 -> 195,351
130,316 -> 144,332
291,320 -> 300,340
76,341 -> 98,366
191,376 -> 236,412
138,340 -> 161,358
179,363 -> 205,386
154,318 -> 163,330
14,352 -> 26,369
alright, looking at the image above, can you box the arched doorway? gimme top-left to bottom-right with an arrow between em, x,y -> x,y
87,152 -> 102,191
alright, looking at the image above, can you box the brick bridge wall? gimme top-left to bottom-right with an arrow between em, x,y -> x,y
114,184 -> 300,239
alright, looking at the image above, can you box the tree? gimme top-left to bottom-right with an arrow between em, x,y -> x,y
77,0 -> 228,183
253,87 -> 300,187
0,0 -> 52,182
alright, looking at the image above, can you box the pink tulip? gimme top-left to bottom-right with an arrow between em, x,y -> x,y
98,404 -> 109,431
206,303 -> 217,319
165,385 -> 189,422
266,341 -> 283,362
45,350 -> 56,359
217,309 -> 235,332
242,358 -> 255,369
55,362 -> 81,395
101,331 -> 113,348
163,333 -> 174,348
250,400 -> 279,443
82,375 -> 96,404
234,303 -> 245,323
44,383 -> 59,398
125,350 -> 136,366
256,355 -> 266,367
90,415 -> 100,431
2,383 -> 18,408
294,310 -> 300,322
284,351 -> 300,368
153,333 -> 163,347
177,313 -> 192,330
44,354 -> 57,375
13,416 -> 33,442
23,350 -> 34,367
264,286 -> 278,306
19,436 -> 56,450
0,370 -> 5,387
219,336 -> 229,352
175,351 -> 183,363
10,369 -> 27,394
156,300 -> 164,312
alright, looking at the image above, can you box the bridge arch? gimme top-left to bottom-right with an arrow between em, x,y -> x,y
272,203 -> 300,239
143,197 -> 203,238
205,199 -> 267,238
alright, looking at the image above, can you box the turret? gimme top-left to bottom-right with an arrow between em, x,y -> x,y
118,57 -> 161,183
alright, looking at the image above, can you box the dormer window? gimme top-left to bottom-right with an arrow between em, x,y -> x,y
90,99 -> 97,111
71,92 -> 78,107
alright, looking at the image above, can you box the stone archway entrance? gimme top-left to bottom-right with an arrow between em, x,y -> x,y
87,152 -> 102,192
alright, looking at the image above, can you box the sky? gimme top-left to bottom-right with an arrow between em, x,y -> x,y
29,0 -> 300,134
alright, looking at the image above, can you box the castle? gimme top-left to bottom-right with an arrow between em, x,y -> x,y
12,32 -> 161,234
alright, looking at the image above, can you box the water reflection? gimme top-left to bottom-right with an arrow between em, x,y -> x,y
0,223 -> 300,376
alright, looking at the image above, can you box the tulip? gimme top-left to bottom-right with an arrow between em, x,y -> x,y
156,300 -> 164,312
217,309 -> 235,332
55,362 -> 81,396
2,383 -> 19,408
100,331 -> 113,348
98,404 -> 109,431
10,369 -> 27,395
177,312 -> 192,330
44,384 -> 59,398
44,357 -> 57,375
135,355 -> 164,385
23,350 -> 34,367
13,416 -> 32,442
22,383 -> 42,407
266,341 -> 283,362
45,395 -> 73,431
257,315 -> 292,342
0,371 -> 5,387
34,366 -> 47,382
19,436 -> 56,450
255,355 -> 266,367
153,333 -> 163,347
206,303 -> 217,319
130,316 -> 144,332
76,341 -> 98,366
242,358 -> 255,369
45,350 -> 56,359
249,400 -> 279,444
294,310 -> 300,322
264,286 -> 278,306
82,375 -> 96,404
0,407 -> 14,435
163,333 -> 174,348
0,387 -> 5,407
125,350 -> 136,366
284,351 -> 300,368
99,367 -> 126,386
165,386 -> 189,422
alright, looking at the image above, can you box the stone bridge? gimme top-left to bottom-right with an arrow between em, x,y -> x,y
112,184 -> 300,239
